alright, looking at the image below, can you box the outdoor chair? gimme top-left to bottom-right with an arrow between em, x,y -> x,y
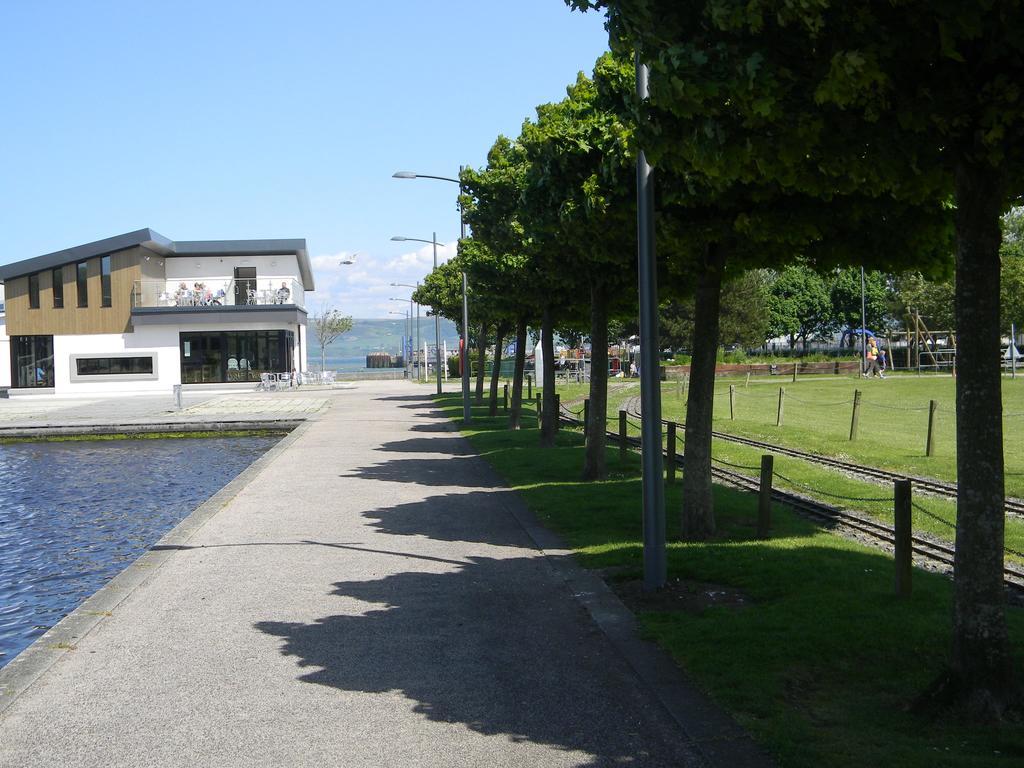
259,372 -> 276,391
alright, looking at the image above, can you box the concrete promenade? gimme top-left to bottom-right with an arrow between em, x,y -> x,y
0,382 -> 765,767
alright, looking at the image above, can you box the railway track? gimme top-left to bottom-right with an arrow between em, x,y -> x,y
557,404 -> 1024,593
617,397 -> 1024,517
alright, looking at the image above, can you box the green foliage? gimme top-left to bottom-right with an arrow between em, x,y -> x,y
660,269 -> 770,350
829,268 -> 889,335
765,265 -> 833,346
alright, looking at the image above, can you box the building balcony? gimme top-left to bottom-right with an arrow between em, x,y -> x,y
131,279 -> 305,311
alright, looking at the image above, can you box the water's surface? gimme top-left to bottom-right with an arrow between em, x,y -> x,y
0,436 -> 280,668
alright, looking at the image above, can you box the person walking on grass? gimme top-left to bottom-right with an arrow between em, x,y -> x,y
863,338 -> 884,378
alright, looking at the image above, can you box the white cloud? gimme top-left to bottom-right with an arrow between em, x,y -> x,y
307,243 -> 456,318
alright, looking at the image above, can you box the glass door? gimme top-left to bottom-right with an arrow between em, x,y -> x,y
234,267 -> 257,305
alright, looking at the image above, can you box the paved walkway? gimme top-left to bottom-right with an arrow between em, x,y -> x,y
0,382 -> 759,767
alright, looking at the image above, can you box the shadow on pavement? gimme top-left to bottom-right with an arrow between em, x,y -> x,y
362,490 -> 535,549
254,556 -> 697,767
343,457 -> 496,487
377,437 -> 474,456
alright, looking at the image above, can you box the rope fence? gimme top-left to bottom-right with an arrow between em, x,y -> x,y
711,455 -> 762,472
911,500 -> 956,530
773,470 -> 894,503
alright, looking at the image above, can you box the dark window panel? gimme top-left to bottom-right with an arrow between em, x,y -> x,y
100,255 -> 111,307
52,268 -> 63,308
28,274 -> 39,309
77,262 -> 88,307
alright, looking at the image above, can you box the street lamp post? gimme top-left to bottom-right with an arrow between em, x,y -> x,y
391,281 -> 421,382
392,234 -> 444,393
389,299 -> 413,378
388,309 -> 410,375
393,170 -> 470,423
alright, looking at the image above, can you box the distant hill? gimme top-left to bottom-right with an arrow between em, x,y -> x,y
308,317 -> 461,357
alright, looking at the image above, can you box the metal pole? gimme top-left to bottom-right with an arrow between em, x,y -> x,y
861,266 -> 867,375
410,295 -> 416,381
1013,322 -> 1017,379
461,271 -> 471,423
434,233 -> 442,394
458,169 -> 471,423
636,53 -> 665,592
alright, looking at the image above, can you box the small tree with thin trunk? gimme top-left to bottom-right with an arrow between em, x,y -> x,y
311,306 -> 353,373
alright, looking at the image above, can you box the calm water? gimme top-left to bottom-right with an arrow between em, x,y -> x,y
0,435 -> 280,668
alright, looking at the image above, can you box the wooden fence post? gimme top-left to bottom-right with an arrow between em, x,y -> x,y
758,454 -> 774,539
619,410 -> 627,462
850,389 -> 862,441
503,383 -> 509,412
666,421 -> 676,484
729,384 -> 736,420
527,374 -> 532,399
535,393 -> 542,423
792,362 -> 798,382
745,371 -> 751,388
776,387 -> 785,427
894,479 -> 912,597
926,400 -> 938,457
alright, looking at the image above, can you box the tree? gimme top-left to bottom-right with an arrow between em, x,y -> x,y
460,137 -> 542,429
891,271 -> 956,332
829,268 -> 890,342
661,270 -> 770,351
571,0 -> 1020,718
310,307 -> 353,373
766,265 -> 833,350
519,56 -> 637,477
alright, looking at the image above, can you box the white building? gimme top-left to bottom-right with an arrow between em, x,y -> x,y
0,229 -> 313,395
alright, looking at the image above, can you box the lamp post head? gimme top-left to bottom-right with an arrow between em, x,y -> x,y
392,171 -> 417,179
390,236 -> 407,241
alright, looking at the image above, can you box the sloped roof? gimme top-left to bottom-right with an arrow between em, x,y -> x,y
0,228 -> 315,290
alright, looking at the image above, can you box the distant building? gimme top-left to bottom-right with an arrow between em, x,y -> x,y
0,228 -> 313,395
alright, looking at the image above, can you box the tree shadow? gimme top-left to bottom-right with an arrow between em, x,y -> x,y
254,555 -> 699,766
362,490 -> 536,549
377,437 -> 474,456
375,394 -> 437,403
342,457 -> 497,487
410,423 -> 455,433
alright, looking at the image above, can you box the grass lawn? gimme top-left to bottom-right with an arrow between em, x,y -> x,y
441,393 -> 1024,767
598,373 -> 1024,497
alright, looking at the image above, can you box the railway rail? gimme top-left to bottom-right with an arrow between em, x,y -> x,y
616,396 -> 1024,517
556,402 -> 1024,593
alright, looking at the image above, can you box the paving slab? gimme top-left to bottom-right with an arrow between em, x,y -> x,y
0,381 -> 768,767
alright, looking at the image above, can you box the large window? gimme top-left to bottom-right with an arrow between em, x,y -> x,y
28,274 -> 39,309
100,255 -> 111,307
75,356 -> 154,376
180,330 -> 294,384
52,268 -> 64,308
76,261 -> 88,307
11,335 -> 54,388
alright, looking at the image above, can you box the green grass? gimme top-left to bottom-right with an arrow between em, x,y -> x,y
641,373 -> 1024,496
440,393 -> 1024,768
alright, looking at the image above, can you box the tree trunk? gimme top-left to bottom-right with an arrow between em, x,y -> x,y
540,306 -> 557,448
583,282 -> 609,480
945,157 -> 1015,717
488,323 -> 508,417
509,318 -> 528,430
475,321 -> 487,403
681,242 -> 725,541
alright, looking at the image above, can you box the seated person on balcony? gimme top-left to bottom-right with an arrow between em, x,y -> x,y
275,282 -> 291,304
175,282 -> 189,305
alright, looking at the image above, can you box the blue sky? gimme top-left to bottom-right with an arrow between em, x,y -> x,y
0,1 -> 610,317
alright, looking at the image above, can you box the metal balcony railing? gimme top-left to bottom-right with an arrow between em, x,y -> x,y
131,278 -> 305,310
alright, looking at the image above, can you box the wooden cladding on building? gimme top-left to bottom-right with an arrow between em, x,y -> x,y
4,247 -> 149,336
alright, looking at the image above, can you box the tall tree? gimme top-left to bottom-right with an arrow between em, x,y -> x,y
571,0 -> 1018,717
766,265 -> 833,350
519,55 -> 637,479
